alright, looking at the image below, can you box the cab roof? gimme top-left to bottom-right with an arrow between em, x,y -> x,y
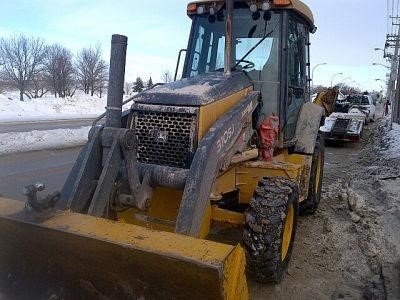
187,0 -> 315,30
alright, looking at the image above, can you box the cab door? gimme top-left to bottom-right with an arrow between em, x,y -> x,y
283,13 -> 310,142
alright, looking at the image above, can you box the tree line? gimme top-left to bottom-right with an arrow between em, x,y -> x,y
0,34 -> 111,101
125,70 -> 173,95
0,34 -> 182,101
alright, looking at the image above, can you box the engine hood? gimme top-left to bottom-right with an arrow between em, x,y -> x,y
134,72 -> 252,106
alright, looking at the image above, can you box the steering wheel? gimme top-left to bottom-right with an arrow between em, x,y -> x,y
235,59 -> 255,70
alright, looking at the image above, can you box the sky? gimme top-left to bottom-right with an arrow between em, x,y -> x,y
0,0 -> 389,92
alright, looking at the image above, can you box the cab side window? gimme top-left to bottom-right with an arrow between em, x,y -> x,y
287,18 -> 307,87
285,15 -> 308,141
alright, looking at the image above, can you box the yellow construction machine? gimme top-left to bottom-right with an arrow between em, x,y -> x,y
0,0 -> 325,299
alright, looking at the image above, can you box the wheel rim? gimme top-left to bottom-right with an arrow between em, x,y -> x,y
314,153 -> 323,194
281,203 -> 294,261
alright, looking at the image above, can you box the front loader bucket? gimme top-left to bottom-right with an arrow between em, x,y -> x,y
0,197 -> 247,300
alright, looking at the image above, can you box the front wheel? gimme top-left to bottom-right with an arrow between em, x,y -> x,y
243,177 -> 299,283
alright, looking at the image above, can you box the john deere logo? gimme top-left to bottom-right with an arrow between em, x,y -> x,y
154,129 -> 168,143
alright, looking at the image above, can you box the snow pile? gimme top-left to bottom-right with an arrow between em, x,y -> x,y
0,91 -> 107,155
0,91 -> 107,122
381,122 -> 400,159
0,127 -> 90,155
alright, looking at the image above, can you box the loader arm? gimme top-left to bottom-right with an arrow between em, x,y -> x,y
176,91 -> 259,236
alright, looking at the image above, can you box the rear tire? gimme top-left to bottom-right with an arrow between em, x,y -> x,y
243,177 -> 299,283
299,133 -> 325,215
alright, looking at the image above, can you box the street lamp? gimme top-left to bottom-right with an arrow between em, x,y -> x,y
372,62 -> 390,69
374,47 -> 387,58
311,62 -> 327,86
330,72 -> 343,87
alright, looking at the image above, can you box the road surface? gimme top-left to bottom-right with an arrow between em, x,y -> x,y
0,147 -> 81,201
0,118 -> 95,133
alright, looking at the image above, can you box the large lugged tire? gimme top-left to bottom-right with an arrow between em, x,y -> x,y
243,177 -> 299,283
299,133 -> 325,215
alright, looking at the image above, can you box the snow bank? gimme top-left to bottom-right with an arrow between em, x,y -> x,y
0,91 -> 137,156
0,91 -> 107,122
381,121 -> 400,159
0,127 -> 90,155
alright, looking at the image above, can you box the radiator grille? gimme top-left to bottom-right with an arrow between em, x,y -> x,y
331,118 -> 350,135
133,110 -> 197,168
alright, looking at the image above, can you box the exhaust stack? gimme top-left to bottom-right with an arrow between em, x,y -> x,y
224,0 -> 233,76
106,34 -> 127,128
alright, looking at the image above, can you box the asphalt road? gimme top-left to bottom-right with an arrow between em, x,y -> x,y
0,147 -> 81,201
0,139 -> 347,201
0,118 -> 96,133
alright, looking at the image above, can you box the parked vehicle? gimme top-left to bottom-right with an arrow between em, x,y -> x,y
320,94 -> 375,143
343,94 -> 376,123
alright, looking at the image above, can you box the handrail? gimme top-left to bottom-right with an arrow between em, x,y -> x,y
174,49 -> 187,81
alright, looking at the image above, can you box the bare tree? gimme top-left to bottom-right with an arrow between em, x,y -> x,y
161,70 -> 172,83
124,81 -> 133,95
45,44 -> 75,98
94,65 -> 108,98
0,34 -> 47,101
75,44 -> 108,96
26,72 -> 48,98
311,85 -> 328,95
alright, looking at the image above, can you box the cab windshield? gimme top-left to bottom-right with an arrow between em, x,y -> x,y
183,7 -> 281,84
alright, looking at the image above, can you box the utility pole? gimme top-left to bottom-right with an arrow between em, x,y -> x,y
394,54 -> 400,123
385,17 -> 400,126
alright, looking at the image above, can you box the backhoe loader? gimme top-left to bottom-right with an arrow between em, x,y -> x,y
0,0 -> 325,299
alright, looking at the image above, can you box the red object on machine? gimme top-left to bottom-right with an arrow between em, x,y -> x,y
260,116 -> 279,161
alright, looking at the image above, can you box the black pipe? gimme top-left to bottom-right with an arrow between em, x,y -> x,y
106,34 -> 128,128
138,164 -> 188,190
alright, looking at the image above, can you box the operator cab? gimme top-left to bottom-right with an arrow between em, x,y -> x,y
182,0 -> 315,143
